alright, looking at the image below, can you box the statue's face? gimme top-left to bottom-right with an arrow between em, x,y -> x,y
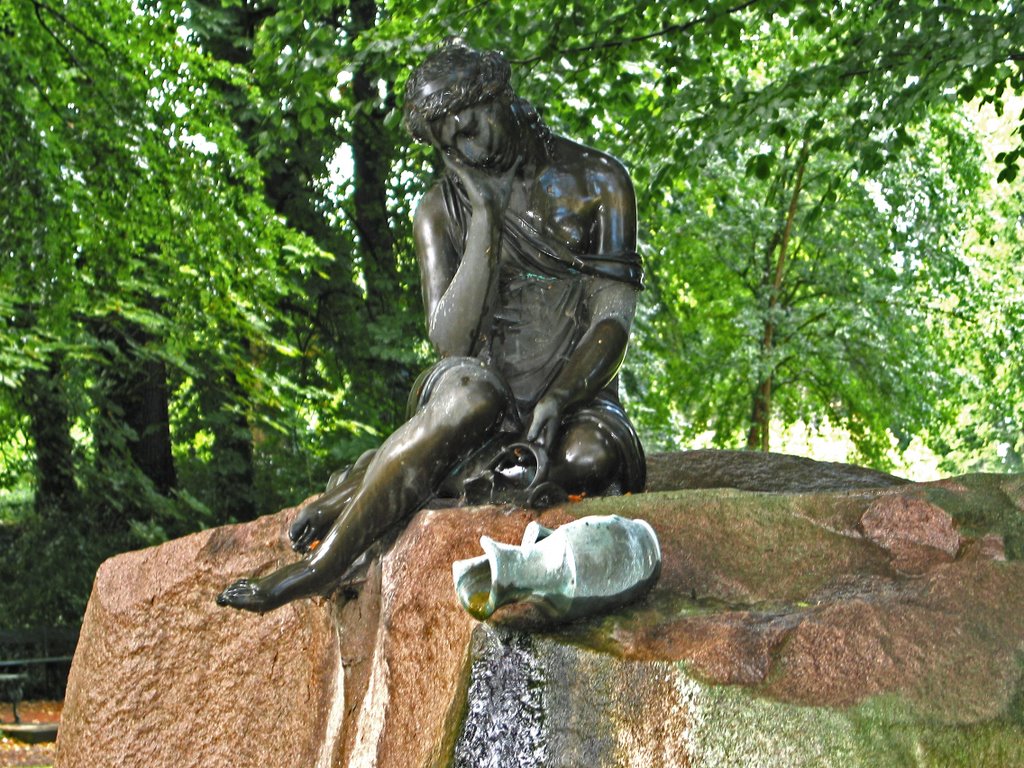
434,96 -> 517,170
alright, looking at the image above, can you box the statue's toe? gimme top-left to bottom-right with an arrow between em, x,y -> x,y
217,579 -> 264,610
290,508 -> 321,552
291,525 -> 315,553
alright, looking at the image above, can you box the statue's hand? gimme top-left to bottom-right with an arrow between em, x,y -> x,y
216,578 -> 274,613
525,396 -> 562,450
445,151 -> 521,214
290,502 -> 327,553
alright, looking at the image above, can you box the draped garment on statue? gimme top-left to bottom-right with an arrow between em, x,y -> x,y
408,174 -> 646,494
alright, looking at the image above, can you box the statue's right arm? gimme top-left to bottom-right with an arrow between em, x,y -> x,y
413,181 -> 501,358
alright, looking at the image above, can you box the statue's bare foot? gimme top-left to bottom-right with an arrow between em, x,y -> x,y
217,578 -> 276,613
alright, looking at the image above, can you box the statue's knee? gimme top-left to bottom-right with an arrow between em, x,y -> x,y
435,362 -> 507,428
552,422 -> 619,494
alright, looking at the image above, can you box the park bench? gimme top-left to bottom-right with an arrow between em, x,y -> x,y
0,667 -> 26,723
0,627 -> 78,723
0,657 -> 72,723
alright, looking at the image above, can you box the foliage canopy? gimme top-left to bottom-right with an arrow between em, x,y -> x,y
1,0 -> 1022,626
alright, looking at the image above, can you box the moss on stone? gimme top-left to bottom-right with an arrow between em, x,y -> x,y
450,471 -> 1024,766
923,474 -> 1024,559
678,667 -> 1024,768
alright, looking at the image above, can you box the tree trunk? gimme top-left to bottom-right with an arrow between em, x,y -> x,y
746,378 -> 772,452
200,368 -> 257,522
746,146 -> 809,452
125,357 -> 177,495
93,319 -> 177,496
24,359 -> 79,518
344,0 -> 416,429
187,0 -> 413,434
350,0 -> 398,322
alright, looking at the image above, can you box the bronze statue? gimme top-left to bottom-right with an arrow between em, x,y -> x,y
217,40 -> 645,613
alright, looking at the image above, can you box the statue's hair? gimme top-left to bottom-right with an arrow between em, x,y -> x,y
403,39 -> 512,143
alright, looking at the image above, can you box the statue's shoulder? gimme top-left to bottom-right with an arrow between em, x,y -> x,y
415,180 -> 448,219
413,181 -> 451,239
549,136 -> 635,202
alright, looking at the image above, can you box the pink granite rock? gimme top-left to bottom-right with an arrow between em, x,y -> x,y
859,494 -> 961,573
55,503 -> 340,768
55,454 -> 1024,767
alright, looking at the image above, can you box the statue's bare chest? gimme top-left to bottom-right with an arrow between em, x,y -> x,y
508,166 -> 601,254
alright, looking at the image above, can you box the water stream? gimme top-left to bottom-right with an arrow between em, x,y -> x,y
452,626 -> 547,768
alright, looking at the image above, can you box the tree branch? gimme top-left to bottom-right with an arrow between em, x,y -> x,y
25,72 -> 68,124
510,0 -> 763,65
30,0 -> 114,62
32,2 -> 88,75
29,0 -> 131,123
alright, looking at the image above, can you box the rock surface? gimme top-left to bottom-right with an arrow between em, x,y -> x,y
645,449 -> 908,493
54,500 -> 341,768
55,451 -> 1024,767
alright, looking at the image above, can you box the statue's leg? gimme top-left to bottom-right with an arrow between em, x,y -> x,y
218,362 -> 507,612
289,449 -> 377,553
547,420 -> 619,496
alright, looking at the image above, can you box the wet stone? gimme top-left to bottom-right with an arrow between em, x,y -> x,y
454,626 -> 547,768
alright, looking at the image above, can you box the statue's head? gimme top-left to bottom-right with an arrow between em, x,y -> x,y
403,39 -> 513,144
405,39 -> 551,170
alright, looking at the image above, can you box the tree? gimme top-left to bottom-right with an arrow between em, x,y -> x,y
933,159 -> 1024,473
175,0 -> 1022,466
388,0 -> 1019,462
2,0 -> 1022,627
185,0 -> 427,438
0,0 -> 334,622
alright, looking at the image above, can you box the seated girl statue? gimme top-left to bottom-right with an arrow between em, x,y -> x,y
217,39 -> 645,613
